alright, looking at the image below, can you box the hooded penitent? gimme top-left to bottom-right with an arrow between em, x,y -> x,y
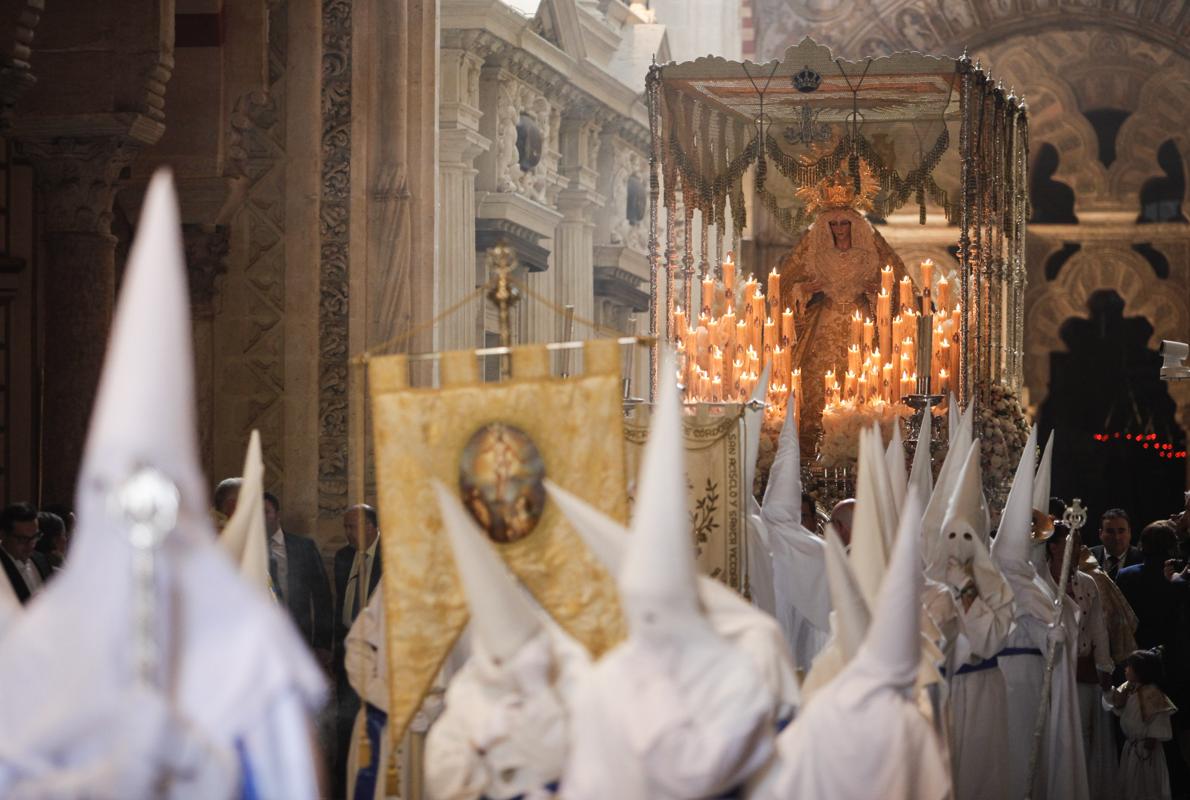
907,408 -> 933,508
561,349 -> 774,800
922,403 -> 972,565
760,396 -> 830,670
755,488 -> 950,800
218,430 -> 272,595
744,363 -> 777,618
426,482 -> 585,800
0,170 -> 325,799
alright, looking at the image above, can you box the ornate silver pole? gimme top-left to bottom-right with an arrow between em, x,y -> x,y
1025,498 -> 1088,799
647,64 -> 662,400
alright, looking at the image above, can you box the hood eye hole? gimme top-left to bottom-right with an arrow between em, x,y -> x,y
963,532 -> 973,540
948,532 -> 956,539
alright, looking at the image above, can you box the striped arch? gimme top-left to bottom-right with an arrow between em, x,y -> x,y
1111,70 -> 1190,207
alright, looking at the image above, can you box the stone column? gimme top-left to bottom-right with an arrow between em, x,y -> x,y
438,46 -> 489,352
17,123 -> 159,503
555,114 -> 605,335
182,223 -> 229,478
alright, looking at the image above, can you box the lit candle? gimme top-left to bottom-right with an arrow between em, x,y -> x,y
792,369 -> 802,424
747,346 -> 760,376
772,344 -> 785,386
847,343 -> 862,376
936,274 -> 950,312
881,264 -> 895,296
850,308 -> 864,344
782,307 -> 795,349
938,368 -> 950,397
899,275 -> 914,312
764,316 -> 777,357
932,326 -> 947,389
863,317 -> 875,354
900,370 -> 914,399
768,269 -> 781,310
902,336 -> 916,376
882,361 -> 894,403
722,255 -> 735,300
711,375 -> 722,403
857,373 -> 868,405
824,369 -> 835,397
696,325 -> 710,371
702,275 -> 715,315
722,307 -> 737,356
920,259 -> 934,302
732,359 -> 745,399
877,288 -> 892,359
674,306 -> 687,337
844,369 -> 857,402
712,347 -> 724,383
751,290 -> 765,350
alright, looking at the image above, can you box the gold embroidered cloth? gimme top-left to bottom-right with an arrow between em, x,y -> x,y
623,405 -> 747,593
369,341 -> 628,742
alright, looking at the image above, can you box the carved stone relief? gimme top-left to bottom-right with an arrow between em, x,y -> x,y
319,0 -> 351,516
609,146 -> 649,253
495,76 -> 563,206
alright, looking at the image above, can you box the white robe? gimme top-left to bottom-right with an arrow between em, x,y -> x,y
1112,684 -> 1176,800
562,630 -> 774,799
754,657 -> 950,800
426,625 -> 587,800
998,606 -> 1089,800
760,502 -> 831,673
947,585 -> 1014,800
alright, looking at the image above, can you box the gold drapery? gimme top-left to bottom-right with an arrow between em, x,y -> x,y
369,340 -> 628,742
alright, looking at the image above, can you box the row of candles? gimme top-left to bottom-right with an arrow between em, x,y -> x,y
824,260 -> 962,410
674,254 -> 800,422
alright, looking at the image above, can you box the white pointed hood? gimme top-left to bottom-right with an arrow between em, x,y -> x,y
620,348 -> 706,637
948,394 -> 960,447
852,487 -> 924,696
743,361 -> 772,496
885,422 -> 908,518
940,439 -> 990,545
992,426 -> 1038,567
922,402 -> 972,563
544,480 -> 625,575
850,427 -> 896,604
907,408 -> 933,506
1033,431 -> 1054,512
0,562 -> 16,638
218,431 -> 271,593
825,526 -> 870,661
761,395 -> 802,528
992,427 -> 1056,622
433,481 -> 541,665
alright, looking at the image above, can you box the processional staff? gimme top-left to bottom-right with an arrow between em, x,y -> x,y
1024,497 -> 1087,799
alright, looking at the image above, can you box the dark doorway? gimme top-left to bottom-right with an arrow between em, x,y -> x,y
1138,139 -> 1188,224
1030,142 -> 1079,224
1039,290 -> 1185,541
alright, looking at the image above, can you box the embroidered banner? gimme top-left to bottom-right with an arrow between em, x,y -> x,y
370,340 -> 629,742
623,403 -> 747,594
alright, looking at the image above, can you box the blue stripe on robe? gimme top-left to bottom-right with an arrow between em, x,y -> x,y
354,703 -> 389,800
237,738 -> 260,800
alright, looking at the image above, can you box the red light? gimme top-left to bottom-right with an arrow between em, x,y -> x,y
1143,443 -> 1149,449
1114,432 -> 1121,439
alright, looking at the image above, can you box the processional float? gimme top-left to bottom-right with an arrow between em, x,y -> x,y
645,38 -> 1030,508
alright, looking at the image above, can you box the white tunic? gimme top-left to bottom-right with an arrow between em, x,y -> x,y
562,630 -> 774,800
1113,684 -> 1175,800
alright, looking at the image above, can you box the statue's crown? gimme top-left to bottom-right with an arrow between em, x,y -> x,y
793,65 -> 822,93
795,162 -> 879,214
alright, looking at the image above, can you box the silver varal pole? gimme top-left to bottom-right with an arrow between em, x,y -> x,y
1024,497 -> 1087,798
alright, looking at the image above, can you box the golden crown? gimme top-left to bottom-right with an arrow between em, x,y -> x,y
795,160 -> 880,215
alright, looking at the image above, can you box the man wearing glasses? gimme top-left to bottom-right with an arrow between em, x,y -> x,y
0,503 -> 52,602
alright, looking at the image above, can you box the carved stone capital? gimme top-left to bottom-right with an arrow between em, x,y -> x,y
182,223 -> 230,318
227,89 -> 281,180
16,133 -> 145,235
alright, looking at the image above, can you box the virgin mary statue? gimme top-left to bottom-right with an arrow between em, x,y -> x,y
777,168 -> 907,446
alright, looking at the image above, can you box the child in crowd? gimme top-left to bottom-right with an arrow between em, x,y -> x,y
1108,647 -> 1178,800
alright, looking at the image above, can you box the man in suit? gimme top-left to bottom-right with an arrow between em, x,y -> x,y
262,492 -> 333,665
1090,508 -> 1142,580
0,503 -> 52,603
333,503 -> 382,799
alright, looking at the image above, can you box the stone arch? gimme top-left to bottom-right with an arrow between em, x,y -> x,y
1026,244 -> 1190,430
1111,70 -> 1190,207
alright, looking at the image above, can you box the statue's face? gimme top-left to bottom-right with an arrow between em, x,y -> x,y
828,217 -> 852,250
